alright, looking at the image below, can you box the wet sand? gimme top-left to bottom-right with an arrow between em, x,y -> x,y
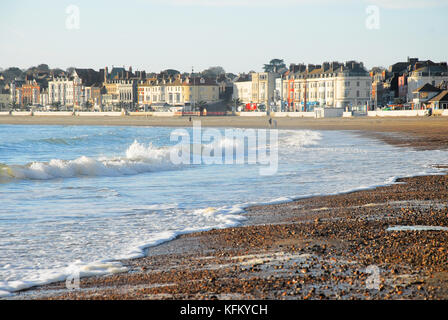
4,116 -> 448,300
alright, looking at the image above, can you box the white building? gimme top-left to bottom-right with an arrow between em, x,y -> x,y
232,72 -> 280,108
406,63 -> 448,102
232,74 -> 252,104
48,76 -> 73,107
48,69 -> 103,108
282,61 -> 372,111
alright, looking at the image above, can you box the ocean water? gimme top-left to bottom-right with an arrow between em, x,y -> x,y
0,124 -> 447,297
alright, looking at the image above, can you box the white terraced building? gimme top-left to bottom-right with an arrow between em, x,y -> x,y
281,61 -> 372,111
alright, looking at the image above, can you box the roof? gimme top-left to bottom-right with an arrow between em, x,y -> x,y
138,76 -> 218,87
429,90 -> 448,102
74,69 -> 102,86
289,61 -> 369,78
109,67 -> 126,79
413,83 -> 441,93
233,74 -> 251,82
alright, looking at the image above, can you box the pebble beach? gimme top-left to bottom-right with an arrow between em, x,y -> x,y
2,115 -> 448,300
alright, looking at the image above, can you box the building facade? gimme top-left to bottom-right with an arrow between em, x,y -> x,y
250,72 -> 279,108
48,69 -> 103,109
232,74 -> 252,104
137,75 -> 219,108
281,61 -> 372,111
406,62 -> 448,102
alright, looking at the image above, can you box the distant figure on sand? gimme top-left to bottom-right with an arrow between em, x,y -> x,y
189,116 -> 192,122
268,118 -> 272,127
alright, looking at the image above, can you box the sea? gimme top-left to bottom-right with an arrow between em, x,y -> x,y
0,124 -> 447,297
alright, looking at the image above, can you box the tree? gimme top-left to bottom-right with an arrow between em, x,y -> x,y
201,66 -> 225,78
161,69 -> 180,77
263,59 -> 286,73
37,64 -> 50,72
52,68 -> 65,76
66,67 -> 76,75
3,67 -> 23,82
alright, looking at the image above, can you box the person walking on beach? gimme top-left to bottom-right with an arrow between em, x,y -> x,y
269,117 -> 272,127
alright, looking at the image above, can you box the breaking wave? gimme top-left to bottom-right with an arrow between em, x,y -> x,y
0,141 -> 182,181
280,130 -> 322,148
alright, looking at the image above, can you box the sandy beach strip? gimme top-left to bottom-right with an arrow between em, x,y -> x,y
4,116 -> 448,300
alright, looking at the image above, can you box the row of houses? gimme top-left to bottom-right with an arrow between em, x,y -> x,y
1,57 -> 447,112
233,61 -> 373,112
233,58 -> 448,112
371,57 -> 448,109
2,67 -> 224,111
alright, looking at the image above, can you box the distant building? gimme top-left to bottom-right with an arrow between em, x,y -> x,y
137,74 -> 219,109
9,78 -> 41,106
412,83 -> 441,109
250,72 -> 279,109
232,73 -> 252,105
232,72 -> 279,110
406,61 -> 448,102
0,89 -> 10,110
103,66 -> 144,109
48,68 -> 103,109
282,61 -> 371,111
428,90 -> 448,110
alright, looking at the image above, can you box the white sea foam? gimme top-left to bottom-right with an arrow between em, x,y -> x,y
387,225 -> 448,232
0,204 -> 247,295
0,141 -> 182,181
2,127 -> 448,298
280,130 -> 322,148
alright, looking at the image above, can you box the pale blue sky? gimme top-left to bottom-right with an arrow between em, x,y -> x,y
1,0 -> 447,73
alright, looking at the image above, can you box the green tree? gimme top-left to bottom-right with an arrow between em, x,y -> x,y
263,59 -> 286,73
3,67 -> 23,82
201,66 -> 225,78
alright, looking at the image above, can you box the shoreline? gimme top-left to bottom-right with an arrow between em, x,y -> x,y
2,115 -> 448,151
11,171 -> 448,300
3,117 -> 448,299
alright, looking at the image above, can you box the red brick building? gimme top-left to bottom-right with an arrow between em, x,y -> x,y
19,80 -> 40,106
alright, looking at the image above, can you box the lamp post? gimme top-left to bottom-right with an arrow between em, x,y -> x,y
192,66 -> 196,113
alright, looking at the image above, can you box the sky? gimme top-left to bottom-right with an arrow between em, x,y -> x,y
0,0 -> 447,74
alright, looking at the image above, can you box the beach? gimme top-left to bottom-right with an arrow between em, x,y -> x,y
2,116 -> 448,300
